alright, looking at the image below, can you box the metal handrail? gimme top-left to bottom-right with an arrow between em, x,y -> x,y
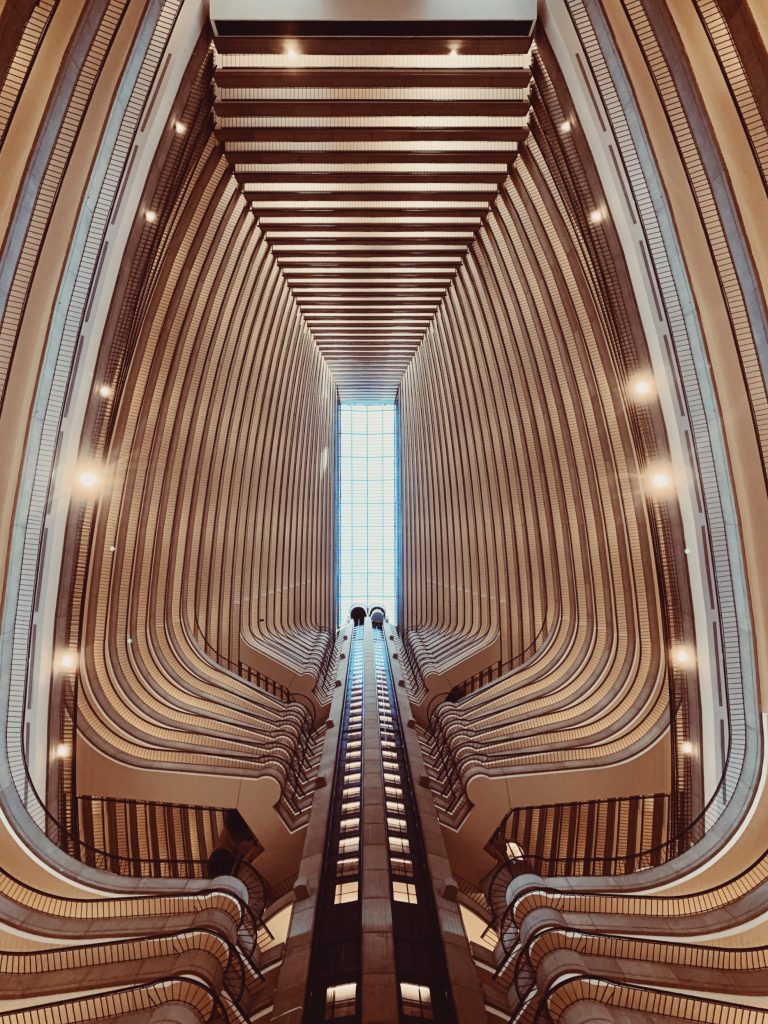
413,619 -> 553,726
484,693 -> 742,923
266,872 -> 299,908
398,628 -> 427,701
12,678 -> 272,959
186,614 -> 320,817
421,620 -> 553,814
527,960 -> 768,1024
57,836 -> 269,961
10,973 -> 237,1024
446,618 -> 551,704
190,612 -> 293,703
190,611 -> 319,734
313,629 -> 338,700
9,602 -> 271,996
0,926 -> 256,1007
454,873 -> 493,920
65,671 -> 312,814
0,847 -> 265,986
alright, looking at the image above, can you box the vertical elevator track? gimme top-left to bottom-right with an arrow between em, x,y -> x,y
372,623 -> 456,1024
304,624 -> 365,1022
304,616 -> 456,1023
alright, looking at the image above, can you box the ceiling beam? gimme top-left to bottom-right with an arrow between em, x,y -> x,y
215,68 -> 531,88
215,99 -> 529,118
218,126 -> 528,143
237,171 -> 507,184
226,149 -> 516,164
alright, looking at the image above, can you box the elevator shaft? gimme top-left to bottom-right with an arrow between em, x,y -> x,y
304,616 -> 456,1023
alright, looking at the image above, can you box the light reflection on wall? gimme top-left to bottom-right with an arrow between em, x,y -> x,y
338,403 -> 397,625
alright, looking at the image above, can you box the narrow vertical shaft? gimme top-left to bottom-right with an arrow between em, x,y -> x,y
299,614 -> 459,1022
360,617 -> 401,1022
368,622 -> 457,1023
303,624 -> 366,1021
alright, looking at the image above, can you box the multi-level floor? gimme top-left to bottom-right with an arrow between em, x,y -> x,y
0,0 -> 767,1020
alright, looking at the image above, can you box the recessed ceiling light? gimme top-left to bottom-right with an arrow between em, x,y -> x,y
286,45 -> 298,60
681,740 -> 694,755
630,374 -> 654,400
59,652 -> 75,670
54,743 -> 71,759
145,210 -> 157,224
78,470 -> 99,489
589,209 -> 604,225
174,121 -> 187,135
672,647 -> 693,667
560,119 -> 571,133
449,47 -> 459,58
98,384 -> 112,399
647,466 -> 673,494
651,468 -> 671,489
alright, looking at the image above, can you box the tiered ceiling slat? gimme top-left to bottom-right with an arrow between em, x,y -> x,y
211,9 -> 534,399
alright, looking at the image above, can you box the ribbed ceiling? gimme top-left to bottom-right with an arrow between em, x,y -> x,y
212,20 -> 534,399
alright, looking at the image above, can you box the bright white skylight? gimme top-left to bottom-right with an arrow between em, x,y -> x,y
338,403 -> 397,625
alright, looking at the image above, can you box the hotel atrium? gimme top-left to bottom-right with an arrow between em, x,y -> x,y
0,0 -> 767,1019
